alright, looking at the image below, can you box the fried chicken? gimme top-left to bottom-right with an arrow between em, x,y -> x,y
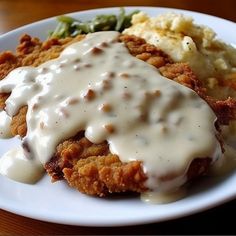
0,33 -> 234,197
45,132 -> 211,196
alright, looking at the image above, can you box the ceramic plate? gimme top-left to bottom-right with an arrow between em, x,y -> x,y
0,7 -> 236,226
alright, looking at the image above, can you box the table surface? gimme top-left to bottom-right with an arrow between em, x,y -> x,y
0,0 -> 236,235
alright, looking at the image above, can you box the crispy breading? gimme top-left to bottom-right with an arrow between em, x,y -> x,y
10,106 -> 27,137
63,155 -> 147,196
0,34 -> 83,80
0,33 -> 233,197
0,93 -> 9,109
45,133 -> 110,181
46,132 -> 210,196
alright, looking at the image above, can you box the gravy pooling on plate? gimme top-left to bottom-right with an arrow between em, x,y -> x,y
0,31 -> 222,202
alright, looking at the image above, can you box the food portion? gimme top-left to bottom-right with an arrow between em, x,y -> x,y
0,31 -> 225,202
0,10 -> 235,203
123,12 -> 236,100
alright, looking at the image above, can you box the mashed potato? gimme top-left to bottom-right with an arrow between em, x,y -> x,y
123,12 -> 236,99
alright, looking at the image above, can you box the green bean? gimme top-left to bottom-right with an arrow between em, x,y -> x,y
92,15 -> 117,32
57,15 -> 78,24
49,8 -> 139,38
115,7 -> 126,31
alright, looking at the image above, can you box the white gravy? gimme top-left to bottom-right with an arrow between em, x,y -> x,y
0,31 -> 222,200
0,147 -> 44,184
141,188 -> 186,204
0,111 -> 12,138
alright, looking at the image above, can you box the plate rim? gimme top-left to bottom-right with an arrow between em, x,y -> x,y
1,6 -> 235,40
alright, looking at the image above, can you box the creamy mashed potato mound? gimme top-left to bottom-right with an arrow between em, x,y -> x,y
123,12 -> 236,98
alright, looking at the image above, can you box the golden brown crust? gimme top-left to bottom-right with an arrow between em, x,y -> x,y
206,97 -> 236,125
119,34 -> 172,67
0,51 -> 20,80
0,93 -> 9,109
10,106 -> 27,137
63,155 -> 147,197
159,63 -> 202,89
0,34 -> 85,81
45,133 -> 110,181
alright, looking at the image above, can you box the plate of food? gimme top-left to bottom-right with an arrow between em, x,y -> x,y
0,6 -> 236,226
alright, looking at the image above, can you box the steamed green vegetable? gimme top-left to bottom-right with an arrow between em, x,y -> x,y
49,8 -> 139,38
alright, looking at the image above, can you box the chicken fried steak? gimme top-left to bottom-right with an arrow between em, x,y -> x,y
0,32 -> 232,199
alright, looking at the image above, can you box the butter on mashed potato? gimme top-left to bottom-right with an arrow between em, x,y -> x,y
123,12 -> 236,99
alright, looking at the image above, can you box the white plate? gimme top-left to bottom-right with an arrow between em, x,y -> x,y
0,7 -> 236,227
